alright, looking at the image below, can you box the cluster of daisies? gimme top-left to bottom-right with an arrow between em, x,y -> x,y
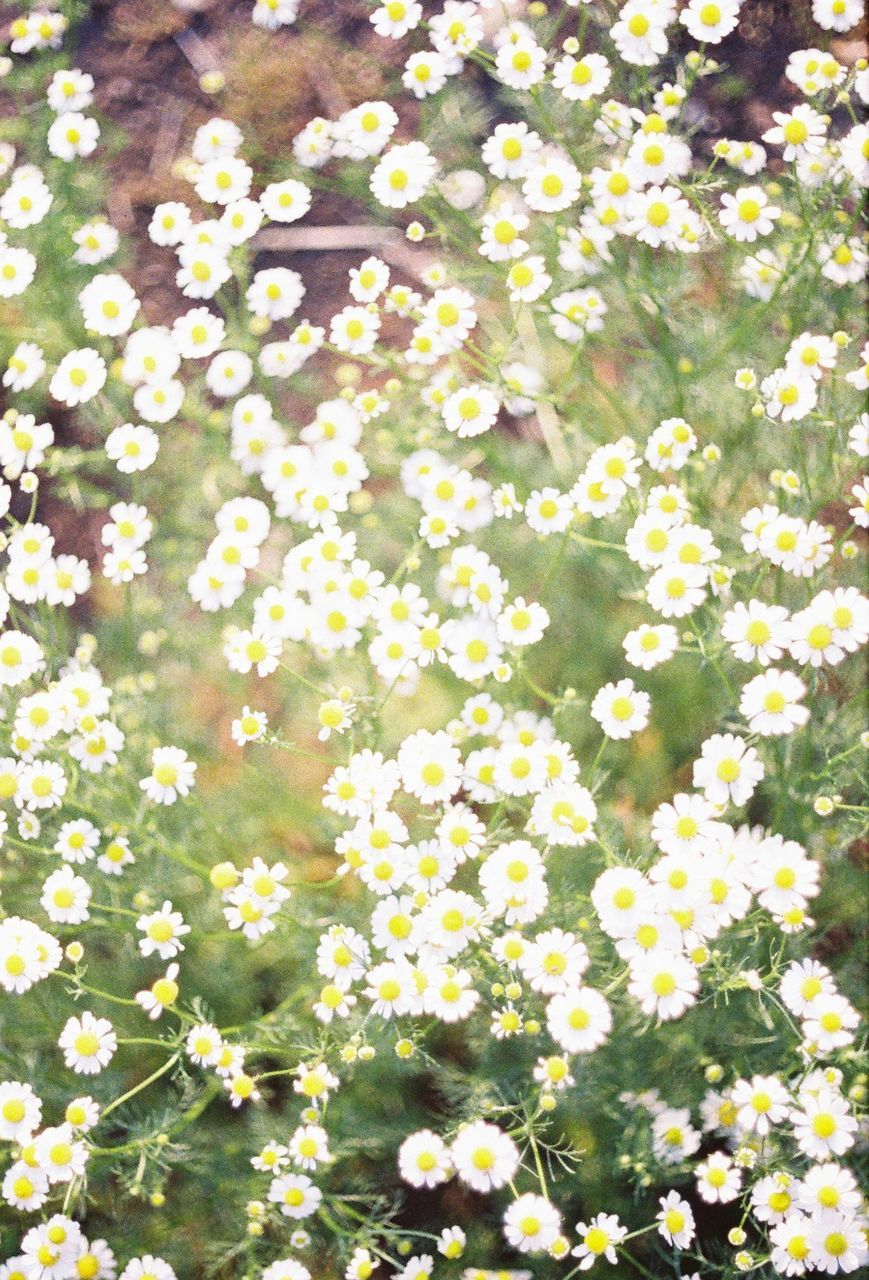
201,709 -> 859,1265
390,1053 -> 867,1271
0,1070 -> 179,1277
0,0 -> 866,1278
197,435 -> 556,692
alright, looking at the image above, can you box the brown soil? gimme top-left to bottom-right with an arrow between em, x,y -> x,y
72,0 -> 413,327
71,0 -> 866,327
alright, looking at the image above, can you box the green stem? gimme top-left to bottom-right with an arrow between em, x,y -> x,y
99,1051 -> 181,1122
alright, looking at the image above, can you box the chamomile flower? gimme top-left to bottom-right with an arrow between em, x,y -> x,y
3,342 -> 45,392
554,52 -> 611,101
791,1089 -> 857,1159
523,156 -> 582,213
680,0 -> 741,43
525,488 -> 573,535
49,348 -> 107,407
773,1208 -> 813,1269
96,834 -> 134,876
3,1163 -> 50,1212
572,1213 -> 626,1269
176,243 -> 232,299
20,761 -> 67,811
40,863 -> 91,924
693,733 -> 764,808
807,1213 -> 868,1275
0,247 -> 36,298
629,950 -> 699,1020
371,0 -> 423,38
370,142 -> 437,209
442,385 -> 500,438
590,679 -> 650,740
797,1163 -> 862,1216
136,901 -> 190,959
260,177 -> 312,223
186,1023 -> 223,1066
252,0 -> 300,30
761,368 -> 818,423
763,105 -> 827,161
105,423 -> 159,474
247,268 -> 305,321
528,780 -> 596,847
802,994 -> 860,1052
399,1136 -> 453,1192
34,1124 -> 88,1183
847,477 -> 869,529
623,623 -> 679,670
506,254 -> 552,303
546,985 -> 612,1054
119,1258 -> 177,1280
58,1012 -> 116,1075
450,1121 -> 519,1193
696,1151 -> 742,1203
135,963 -> 181,1020
78,272 -> 140,337
656,1191 -> 695,1247
722,600 -> 791,665
139,746 -> 197,805
812,0 -> 863,31
47,112 -> 100,160
740,668 -> 809,736
731,1074 -> 791,1135
0,1080 -> 42,1141
195,155 -> 253,205
503,1193 -> 562,1253
495,37 -> 547,90
609,0 -> 670,60
149,202 -> 193,247
225,628 -> 282,678
719,186 -> 781,241
651,793 -> 717,856
0,171 -> 52,228
481,122 -> 543,179
646,563 -> 708,618
232,706 -> 268,746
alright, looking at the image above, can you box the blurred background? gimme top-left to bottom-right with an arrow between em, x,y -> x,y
0,2 -> 866,1276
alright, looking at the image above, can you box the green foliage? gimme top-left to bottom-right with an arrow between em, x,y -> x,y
0,3 -> 866,1279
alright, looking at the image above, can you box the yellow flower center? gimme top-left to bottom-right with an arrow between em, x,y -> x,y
585,1227 -> 609,1254
716,757 -> 740,783
152,978 -> 179,1005
784,119 -> 809,145
652,972 -> 676,997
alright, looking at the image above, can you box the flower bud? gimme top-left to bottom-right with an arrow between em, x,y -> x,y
200,71 -> 225,94
210,861 -> 239,891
